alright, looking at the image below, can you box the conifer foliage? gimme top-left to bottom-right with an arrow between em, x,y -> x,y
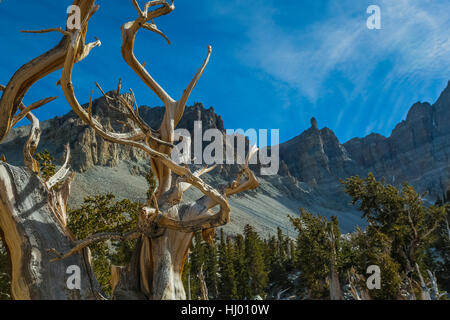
1,166 -> 449,299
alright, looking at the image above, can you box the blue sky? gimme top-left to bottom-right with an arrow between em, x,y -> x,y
1,0 -> 449,144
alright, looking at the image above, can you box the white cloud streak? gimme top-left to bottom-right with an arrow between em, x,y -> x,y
212,0 -> 450,104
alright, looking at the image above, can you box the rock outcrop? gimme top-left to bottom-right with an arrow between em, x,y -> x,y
344,81 -> 450,198
276,81 -> 450,201
279,117 -> 363,186
0,95 -> 225,173
1,81 -> 449,234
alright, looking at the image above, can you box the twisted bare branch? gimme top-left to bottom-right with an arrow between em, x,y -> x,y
48,230 -> 140,262
11,96 -> 58,129
21,28 -> 70,37
176,45 -> 212,124
0,0 -> 100,142
46,144 -> 72,190
21,106 -> 41,174
54,3 -> 260,285
121,0 -> 175,104
59,12 -> 232,234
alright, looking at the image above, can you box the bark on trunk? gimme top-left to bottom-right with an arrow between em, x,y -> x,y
112,221 -> 194,300
328,225 -> 342,300
5,0 -> 260,301
0,163 -> 102,299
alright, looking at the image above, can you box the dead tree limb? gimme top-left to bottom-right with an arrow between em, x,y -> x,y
0,0 -> 100,142
0,0 -> 104,300
56,0 -> 260,300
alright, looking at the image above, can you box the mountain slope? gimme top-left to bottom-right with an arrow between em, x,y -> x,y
344,81 -> 450,199
1,82 -> 449,235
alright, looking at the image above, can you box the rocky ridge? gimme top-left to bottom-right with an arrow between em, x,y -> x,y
1,81 -> 449,235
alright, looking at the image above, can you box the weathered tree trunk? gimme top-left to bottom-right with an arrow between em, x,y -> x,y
0,0 -> 102,294
145,233 -> 190,299
111,237 -> 147,300
415,263 -> 432,300
197,264 -> 209,300
427,270 -> 440,300
0,163 -> 102,299
328,263 -> 342,300
54,0 -> 260,300
328,230 -> 342,300
1,0 -> 259,300
348,268 -> 371,300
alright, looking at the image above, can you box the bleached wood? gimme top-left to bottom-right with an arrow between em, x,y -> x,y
1,0 -> 259,300
0,0 -> 100,142
21,108 -> 40,175
0,163 -> 103,299
328,227 -> 342,300
46,144 -> 72,190
348,267 -> 371,300
55,0 -> 260,300
415,263 -> 431,300
197,264 -> 208,300
427,270 -> 440,300
11,97 -> 58,129
0,0 -> 106,300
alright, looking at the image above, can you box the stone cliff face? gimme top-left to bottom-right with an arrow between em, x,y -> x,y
0,92 -> 146,172
344,81 -> 450,197
0,81 -> 449,232
0,94 -> 225,173
138,102 -> 225,133
434,81 -> 450,136
277,81 -> 449,199
279,117 -> 363,186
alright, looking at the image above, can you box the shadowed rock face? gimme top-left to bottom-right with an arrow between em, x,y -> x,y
344,82 -> 450,199
138,102 -> 225,134
276,81 -> 450,201
434,81 -> 450,135
279,117 -> 363,186
1,81 -> 449,233
0,94 -> 225,173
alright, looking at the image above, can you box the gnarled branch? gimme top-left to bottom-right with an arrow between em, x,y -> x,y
49,230 -> 140,262
46,144 -> 72,190
21,106 -> 41,174
176,45 -> 212,125
121,0 -> 175,105
0,0 -> 100,142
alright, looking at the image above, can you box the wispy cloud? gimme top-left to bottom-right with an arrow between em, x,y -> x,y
212,0 -> 450,104
364,120 -> 378,136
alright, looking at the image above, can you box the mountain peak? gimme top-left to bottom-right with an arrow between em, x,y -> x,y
435,80 -> 450,107
310,117 -> 318,130
406,102 -> 432,123
433,80 -> 450,135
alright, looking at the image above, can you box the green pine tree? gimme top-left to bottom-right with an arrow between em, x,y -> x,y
218,230 -> 238,299
243,224 -> 268,299
290,210 -> 336,299
431,189 -> 450,294
35,150 -> 56,181
67,193 -> 140,296
233,234 -> 248,299
188,232 -> 206,299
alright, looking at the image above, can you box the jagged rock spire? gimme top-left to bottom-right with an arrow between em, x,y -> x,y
311,117 -> 318,130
